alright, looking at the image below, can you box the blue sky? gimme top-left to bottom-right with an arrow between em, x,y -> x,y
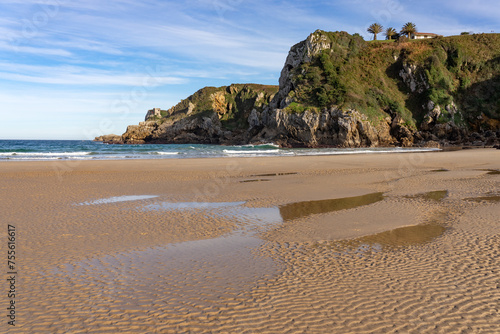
1,0 -> 498,140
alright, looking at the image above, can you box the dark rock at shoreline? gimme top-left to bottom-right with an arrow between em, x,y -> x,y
93,134 -> 122,144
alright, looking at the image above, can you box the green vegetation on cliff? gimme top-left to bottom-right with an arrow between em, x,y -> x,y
287,31 -> 500,130
160,83 -> 278,130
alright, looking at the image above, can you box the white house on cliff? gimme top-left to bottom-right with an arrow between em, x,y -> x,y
412,32 -> 442,39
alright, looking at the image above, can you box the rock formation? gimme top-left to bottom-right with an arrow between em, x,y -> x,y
93,134 -> 122,143
99,31 -> 500,148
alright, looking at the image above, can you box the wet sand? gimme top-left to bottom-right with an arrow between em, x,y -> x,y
1,149 -> 499,333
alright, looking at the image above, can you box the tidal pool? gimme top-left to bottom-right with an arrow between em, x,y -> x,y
320,222 -> 448,258
144,201 -> 246,211
406,190 -> 448,202
59,192 -> 449,319
464,195 -> 500,202
356,223 -> 446,248
279,192 -> 385,221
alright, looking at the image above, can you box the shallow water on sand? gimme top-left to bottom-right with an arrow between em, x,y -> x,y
77,195 -> 159,205
357,223 -> 446,248
405,190 -> 448,202
54,193 -> 451,327
53,201 -> 284,311
464,195 -> 500,202
144,200 -> 246,210
279,192 -> 385,221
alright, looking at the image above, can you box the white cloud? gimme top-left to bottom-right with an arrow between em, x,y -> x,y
46,38 -> 124,55
0,61 -> 188,86
0,72 -> 186,86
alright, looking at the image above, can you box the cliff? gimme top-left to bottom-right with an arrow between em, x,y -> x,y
101,31 -> 500,148
119,84 -> 279,144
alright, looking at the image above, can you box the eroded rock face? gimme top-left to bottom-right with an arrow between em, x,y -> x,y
399,62 -> 429,94
248,107 -> 398,147
129,113 -> 224,144
210,91 -> 227,119
116,105 -> 415,148
121,121 -> 158,144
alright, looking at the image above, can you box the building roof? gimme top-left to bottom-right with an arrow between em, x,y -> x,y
414,32 -> 442,36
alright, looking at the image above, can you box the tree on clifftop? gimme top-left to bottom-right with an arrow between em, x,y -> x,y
367,23 -> 383,40
401,22 -> 417,38
385,27 -> 397,40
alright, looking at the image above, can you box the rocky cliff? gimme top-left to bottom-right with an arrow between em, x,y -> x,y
115,84 -> 279,145
99,31 -> 500,148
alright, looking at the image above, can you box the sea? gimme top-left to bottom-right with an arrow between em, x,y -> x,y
0,140 -> 440,161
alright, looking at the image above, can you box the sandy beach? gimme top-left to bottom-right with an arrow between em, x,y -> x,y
1,149 -> 499,333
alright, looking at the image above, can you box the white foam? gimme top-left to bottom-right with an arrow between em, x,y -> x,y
156,152 -> 179,155
223,149 -> 280,154
67,157 -> 94,160
239,143 -> 280,148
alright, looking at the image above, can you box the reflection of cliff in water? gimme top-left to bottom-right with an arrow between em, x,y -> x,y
279,192 -> 384,221
406,190 -> 448,202
356,223 -> 446,249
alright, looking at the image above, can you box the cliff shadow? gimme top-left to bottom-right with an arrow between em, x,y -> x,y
455,75 -> 500,130
454,56 -> 500,129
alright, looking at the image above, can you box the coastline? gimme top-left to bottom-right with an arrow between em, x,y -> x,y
2,149 -> 499,332
0,139 -> 445,161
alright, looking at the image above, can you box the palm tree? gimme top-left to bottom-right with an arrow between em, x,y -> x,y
385,27 -> 397,40
401,22 -> 417,39
367,23 -> 383,40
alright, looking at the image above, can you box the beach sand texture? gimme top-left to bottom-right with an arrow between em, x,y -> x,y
1,149 -> 499,333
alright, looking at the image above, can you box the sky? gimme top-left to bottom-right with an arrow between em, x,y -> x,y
0,0 -> 498,140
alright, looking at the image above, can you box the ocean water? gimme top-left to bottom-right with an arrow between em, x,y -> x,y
0,140 -> 440,161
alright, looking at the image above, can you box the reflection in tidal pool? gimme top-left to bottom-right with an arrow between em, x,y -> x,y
406,190 -> 448,202
465,195 -> 500,202
356,223 -> 446,248
279,192 -> 384,221
322,223 -> 447,257
431,169 -> 449,172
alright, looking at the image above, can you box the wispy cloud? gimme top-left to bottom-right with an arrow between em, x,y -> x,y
0,61 -> 187,86
0,41 -> 72,56
46,38 -> 124,55
0,72 -> 186,86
